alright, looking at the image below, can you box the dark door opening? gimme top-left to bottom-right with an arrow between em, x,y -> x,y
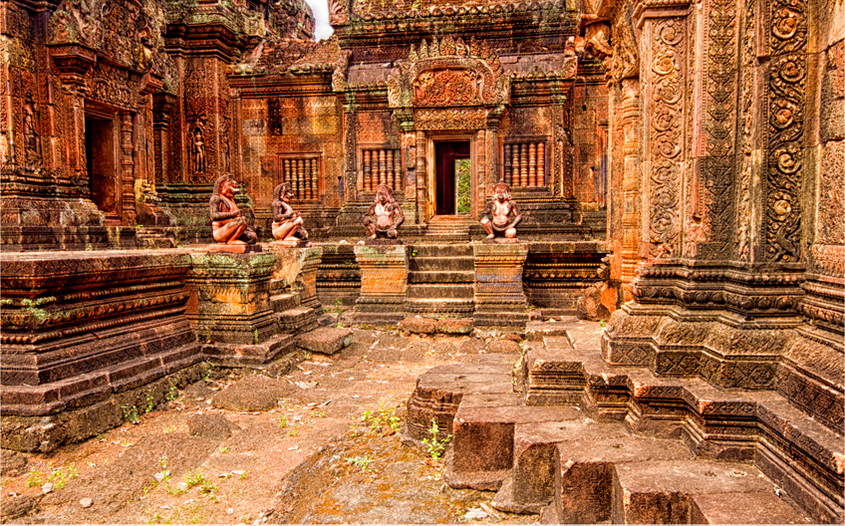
85,116 -> 118,219
435,141 -> 470,215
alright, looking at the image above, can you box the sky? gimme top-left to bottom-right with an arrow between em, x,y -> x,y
304,0 -> 334,41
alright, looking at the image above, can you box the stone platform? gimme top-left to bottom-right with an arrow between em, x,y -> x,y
403,318 -> 843,523
0,245 -> 326,451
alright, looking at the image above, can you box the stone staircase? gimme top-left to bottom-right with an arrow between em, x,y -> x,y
405,244 -> 475,316
424,215 -> 475,242
403,318 -> 843,524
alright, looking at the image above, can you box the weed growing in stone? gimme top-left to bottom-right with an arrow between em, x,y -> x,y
219,446 -> 230,454
599,319 -> 606,327
47,465 -> 78,489
361,398 -> 402,435
422,418 -> 451,462
122,404 -> 140,424
288,423 -> 299,437
166,380 -> 180,402
344,456 -> 373,472
26,471 -> 42,488
145,388 -> 156,413
279,415 -> 288,428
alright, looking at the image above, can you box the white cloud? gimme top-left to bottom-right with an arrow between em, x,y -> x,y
304,0 -> 334,41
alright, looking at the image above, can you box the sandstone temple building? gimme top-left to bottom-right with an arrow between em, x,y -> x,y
1,0 -> 843,522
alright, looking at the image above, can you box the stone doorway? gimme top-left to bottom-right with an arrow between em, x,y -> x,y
434,141 -> 471,216
84,114 -> 119,222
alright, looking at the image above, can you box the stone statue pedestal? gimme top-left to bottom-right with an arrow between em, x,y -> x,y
207,243 -> 263,254
352,244 -> 408,324
188,251 -> 293,366
266,245 -> 323,333
473,243 -> 529,330
483,237 -> 520,244
270,239 -> 310,248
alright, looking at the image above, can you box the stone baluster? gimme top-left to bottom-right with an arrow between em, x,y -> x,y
537,142 -> 545,187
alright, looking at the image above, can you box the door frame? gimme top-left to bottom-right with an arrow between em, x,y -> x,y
425,132 -> 477,221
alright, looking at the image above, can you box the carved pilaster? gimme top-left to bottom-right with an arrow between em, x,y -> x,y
638,7 -> 689,259
762,0 -> 807,263
620,78 -> 641,299
120,112 -> 136,225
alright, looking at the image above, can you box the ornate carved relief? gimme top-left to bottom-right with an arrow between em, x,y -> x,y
328,0 -> 350,25
736,0 -> 756,261
765,0 -> 807,262
414,108 -> 487,131
697,0 -> 738,259
387,36 -> 508,111
648,17 -> 685,257
610,0 -> 640,82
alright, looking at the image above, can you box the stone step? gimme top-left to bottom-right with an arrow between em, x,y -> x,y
407,270 -> 475,284
410,244 -> 474,257
539,321 -> 844,523
691,491 -> 810,524
296,327 -> 353,355
405,298 -> 475,315
522,341 -> 585,406
611,459 -> 807,524
404,357 -> 517,446
270,292 -> 301,313
409,257 -> 474,272
406,283 -> 474,300
533,427 -> 694,522
277,305 -> 318,332
445,394 -> 583,491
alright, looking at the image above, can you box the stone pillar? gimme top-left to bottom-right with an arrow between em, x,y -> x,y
188,251 -> 292,366
619,78 -> 641,300
119,112 -> 137,225
353,245 -> 409,324
473,243 -> 529,330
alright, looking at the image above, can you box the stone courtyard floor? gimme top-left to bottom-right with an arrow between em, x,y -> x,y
1,320 -> 567,524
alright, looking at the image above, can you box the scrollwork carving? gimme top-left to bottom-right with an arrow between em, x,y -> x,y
648,17 -> 685,258
765,0 -> 807,262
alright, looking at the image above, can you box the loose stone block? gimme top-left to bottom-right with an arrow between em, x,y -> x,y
297,327 -> 353,355
398,315 -> 437,334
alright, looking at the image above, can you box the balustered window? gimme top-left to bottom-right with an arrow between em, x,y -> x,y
278,154 -> 322,200
503,141 -> 546,188
360,148 -> 403,193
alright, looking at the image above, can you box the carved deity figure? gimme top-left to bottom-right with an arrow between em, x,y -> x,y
481,182 -> 522,239
23,91 -> 37,154
363,184 -> 404,239
193,127 -> 206,173
272,182 -> 308,241
210,174 -> 257,245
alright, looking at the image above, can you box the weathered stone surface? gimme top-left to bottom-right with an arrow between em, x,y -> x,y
297,327 -> 354,355
486,339 -> 521,354
211,375 -> 292,412
436,318 -> 474,334
1,449 -> 28,477
398,316 -> 437,334
691,492 -> 809,524
187,413 -> 240,440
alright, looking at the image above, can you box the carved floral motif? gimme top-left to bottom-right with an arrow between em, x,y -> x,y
698,0 -> 738,259
765,0 -> 807,262
648,17 -> 685,258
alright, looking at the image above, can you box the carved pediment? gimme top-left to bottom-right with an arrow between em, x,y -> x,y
388,36 -> 509,110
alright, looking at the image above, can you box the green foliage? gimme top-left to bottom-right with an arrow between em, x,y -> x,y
599,319 -> 605,327
456,159 -> 472,215
422,418 -> 451,461
121,404 -> 140,424
279,415 -> 288,428
145,388 -> 156,413
361,398 -> 402,435
166,380 -> 180,402
344,456 -> 373,472
26,471 -> 43,488
47,466 -> 78,489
